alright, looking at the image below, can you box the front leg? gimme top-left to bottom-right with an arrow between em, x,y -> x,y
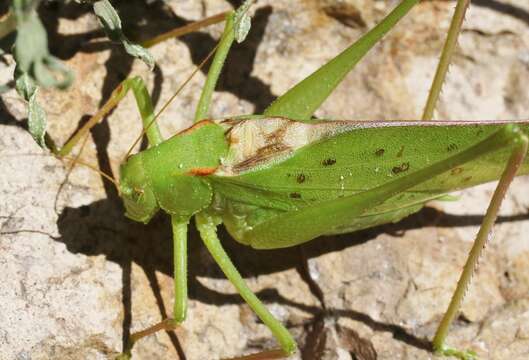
118,216 -> 189,359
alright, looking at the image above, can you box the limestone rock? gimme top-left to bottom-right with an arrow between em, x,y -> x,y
1,1 -> 528,359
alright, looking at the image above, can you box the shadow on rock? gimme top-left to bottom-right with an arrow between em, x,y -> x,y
54,189 -> 529,355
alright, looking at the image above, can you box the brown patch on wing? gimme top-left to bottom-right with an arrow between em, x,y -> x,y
226,118 -> 296,173
265,123 -> 289,143
187,167 -> 217,176
232,142 -> 291,173
214,117 -> 361,176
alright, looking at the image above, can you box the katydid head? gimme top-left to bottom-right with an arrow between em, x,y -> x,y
119,121 -> 230,222
119,154 -> 159,224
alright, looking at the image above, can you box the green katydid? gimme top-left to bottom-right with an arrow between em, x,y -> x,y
43,0 -> 529,359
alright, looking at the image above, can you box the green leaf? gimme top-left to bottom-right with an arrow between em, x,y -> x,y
15,68 -> 47,148
93,0 -> 155,69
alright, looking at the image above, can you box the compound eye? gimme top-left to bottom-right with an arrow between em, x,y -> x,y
132,188 -> 145,202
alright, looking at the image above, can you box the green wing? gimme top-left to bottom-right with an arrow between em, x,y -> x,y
208,120 -> 529,248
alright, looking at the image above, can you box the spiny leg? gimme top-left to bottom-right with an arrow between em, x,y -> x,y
118,217 -> 189,359
194,12 -> 235,123
195,212 -> 297,360
53,76 -> 162,158
433,134 -> 528,359
224,350 -> 288,360
422,0 -> 470,121
419,0 -> 523,356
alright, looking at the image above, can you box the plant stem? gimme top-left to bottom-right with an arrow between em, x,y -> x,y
0,12 -> 16,40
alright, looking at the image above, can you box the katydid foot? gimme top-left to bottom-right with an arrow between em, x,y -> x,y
117,318 -> 179,360
223,348 -> 290,360
434,344 -> 478,360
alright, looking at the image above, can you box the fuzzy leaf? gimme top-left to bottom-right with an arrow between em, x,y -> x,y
233,0 -> 255,43
15,68 -> 36,99
12,0 -> 73,89
15,68 -> 47,148
27,90 -> 47,148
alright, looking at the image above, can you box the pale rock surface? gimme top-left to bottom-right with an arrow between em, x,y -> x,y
1,1 -> 528,359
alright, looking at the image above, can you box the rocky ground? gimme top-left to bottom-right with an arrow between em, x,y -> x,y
1,0 -> 529,359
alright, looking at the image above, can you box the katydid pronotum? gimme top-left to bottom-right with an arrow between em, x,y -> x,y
9,0 -> 529,359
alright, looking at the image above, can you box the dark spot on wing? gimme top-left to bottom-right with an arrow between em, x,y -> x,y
265,124 -> 289,143
296,173 -> 306,183
322,158 -> 336,166
375,148 -> 385,157
392,162 -> 410,175
290,192 -> 302,199
397,145 -> 405,158
451,167 -> 464,175
447,143 -> 458,152
463,176 -> 472,182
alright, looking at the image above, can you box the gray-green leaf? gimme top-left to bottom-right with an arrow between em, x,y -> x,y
28,90 -> 47,148
233,0 -> 255,43
93,0 -> 155,69
12,0 -> 73,89
15,69 -> 47,148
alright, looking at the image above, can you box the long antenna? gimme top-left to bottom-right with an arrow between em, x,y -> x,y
124,42 -> 220,160
140,12 -> 228,48
55,134 -> 91,212
57,153 -> 121,192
